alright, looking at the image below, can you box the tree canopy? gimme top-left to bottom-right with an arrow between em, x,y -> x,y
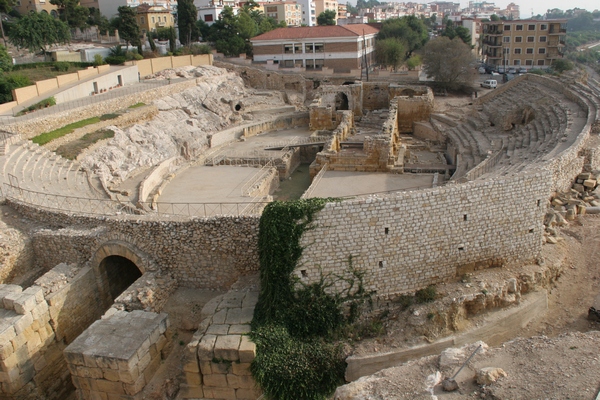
0,44 -> 11,72
50,0 -> 89,30
0,0 -> 16,14
177,0 -> 199,46
377,15 -> 428,58
375,38 -> 404,71
440,20 -> 472,46
8,11 -> 70,53
317,9 -> 336,26
115,6 -> 140,47
421,36 -> 475,90
199,3 -> 284,57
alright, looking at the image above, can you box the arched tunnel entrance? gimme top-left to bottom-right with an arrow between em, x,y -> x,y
335,92 -> 349,111
98,255 -> 143,302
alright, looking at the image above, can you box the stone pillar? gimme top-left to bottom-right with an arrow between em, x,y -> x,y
64,310 -> 171,400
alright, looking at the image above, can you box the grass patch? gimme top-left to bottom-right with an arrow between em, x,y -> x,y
128,102 -> 146,108
99,113 -> 119,120
415,285 -> 437,304
55,129 -> 115,160
33,117 -> 101,145
6,64 -> 88,83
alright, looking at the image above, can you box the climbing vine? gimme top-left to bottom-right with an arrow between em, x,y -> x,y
251,199 -> 373,400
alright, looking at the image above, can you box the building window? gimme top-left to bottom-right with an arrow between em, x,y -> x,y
527,36 -> 534,42
540,36 -> 547,42
151,16 -> 154,23
141,16 -> 145,23
284,60 -> 294,67
515,36 -> 522,43
294,43 -> 302,53
514,59 -> 521,65
503,47 -> 510,54
528,24 -> 535,30
516,24 -> 523,30
305,43 -> 314,53
526,59 -> 533,65
314,59 -> 324,69
514,48 -> 521,54
539,48 -> 546,54
314,43 -> 324,52
284,44 -> 293,53
504,25 -> 511,31
503,36 -> 510,43
306,59 -> 315,69
540,24 -> 547,30
537,59 -> 545,65
204,14 -> 213,22
526,48 -> 533,54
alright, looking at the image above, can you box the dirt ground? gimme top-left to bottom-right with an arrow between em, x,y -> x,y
336,215 -> 600,399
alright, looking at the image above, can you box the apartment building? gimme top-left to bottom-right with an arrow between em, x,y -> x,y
196,0 -> 238,26
14,0 -> 57,16
481,19 -> 567,69
136,4 -> 175,33
297,0 -> 316,26
314,0 -> 338,24
251,24 -> 378,72
263,2 -> 302,26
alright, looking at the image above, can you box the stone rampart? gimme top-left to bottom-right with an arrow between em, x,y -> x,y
297,170 -> 552,298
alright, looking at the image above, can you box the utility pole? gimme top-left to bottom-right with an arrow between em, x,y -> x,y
363,29 -> 369,82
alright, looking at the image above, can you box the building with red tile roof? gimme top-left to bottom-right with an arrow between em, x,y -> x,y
251,24 -> 379,72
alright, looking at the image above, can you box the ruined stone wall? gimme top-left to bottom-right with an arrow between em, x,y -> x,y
213,61 -> 306,96
7,203 -> 261,290
0,284 -> 72,400
32,227 -> 104,271
297,170 -> 552,298
309,104 -> 335,131
395,87 -> 434,134
362,83 -> 391,110
34,264 -> 105,344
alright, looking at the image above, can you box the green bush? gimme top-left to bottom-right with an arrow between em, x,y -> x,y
250,325 -> 346,400
551,59 -> 574,74
0,74 -> 32,103
54,61 -> 70,72
415,285 -> 437,304
19,97 -> 56,114
11,62 -> 93,71
93,54 -> 105,67
104,56 -> 127,65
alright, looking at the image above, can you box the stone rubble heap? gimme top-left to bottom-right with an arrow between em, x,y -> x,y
545,171 -> 600,243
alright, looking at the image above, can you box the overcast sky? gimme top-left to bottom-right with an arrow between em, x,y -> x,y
344,1 -> 599,19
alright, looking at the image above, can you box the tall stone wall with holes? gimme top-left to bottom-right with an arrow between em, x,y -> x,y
394,87 -> 434,134
32,227 -> 104,271
297,170 -> 552,298
362,82 -> 391,110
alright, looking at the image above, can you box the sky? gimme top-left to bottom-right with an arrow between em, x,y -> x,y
344,0 -> 600,19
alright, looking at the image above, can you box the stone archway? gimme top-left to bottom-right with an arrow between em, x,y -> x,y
90,240 -> 151,308
335,92 -> 349,112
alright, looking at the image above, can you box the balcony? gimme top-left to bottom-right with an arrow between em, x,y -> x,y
547,40 -> 565,47
483,40 -> 502,47
484,52 -> 502,59
548,27 -> 567,34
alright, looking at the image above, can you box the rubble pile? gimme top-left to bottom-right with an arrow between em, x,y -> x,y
544,171 -> 600,243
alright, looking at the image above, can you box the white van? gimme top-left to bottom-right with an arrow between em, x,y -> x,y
480,79 -> 498,89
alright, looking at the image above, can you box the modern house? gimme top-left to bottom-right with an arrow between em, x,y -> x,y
262,1 -> 303,27
481,19 -> 567,69
251,24 -> 379,73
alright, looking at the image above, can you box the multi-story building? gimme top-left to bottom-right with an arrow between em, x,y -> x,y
481,19 -> 567,69
14,0 -> 57,16
251,23 -> 378,72
263,1 -> 302,26
136,3 -> 175,34
314,0 -> 338,24
196,0 -> 238,26
296,0 -> 316,26
337,2 -> 347,18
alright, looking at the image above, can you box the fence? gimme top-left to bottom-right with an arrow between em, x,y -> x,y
3,182 -> 270,217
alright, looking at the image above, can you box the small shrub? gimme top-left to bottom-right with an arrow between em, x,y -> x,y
104,56 -> 127,65
0,74 -> 32,103
93,54 -> 105,67
99,113 -> 119,121
415,285 -> 437,304
16,97 -> 56,115
395,294 -> 414,310
528,68 -> 545,76
128,102 -> 146,108
190,44 -> 212,55
427,312 -> 435,320
53,61 -> 70,72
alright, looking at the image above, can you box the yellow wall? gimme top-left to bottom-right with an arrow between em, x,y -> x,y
172,55 -> 192,68
12,85 -> 39,104
56,73 -> 80,87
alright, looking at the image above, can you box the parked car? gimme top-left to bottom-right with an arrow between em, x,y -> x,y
497,66 -> 506,74
478,66 -> 486,74
480,79 -> 498,89
518,67 -> 528,74
507,67 -> 517,74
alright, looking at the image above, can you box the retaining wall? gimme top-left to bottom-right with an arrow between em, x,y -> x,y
297,170 -> 552,298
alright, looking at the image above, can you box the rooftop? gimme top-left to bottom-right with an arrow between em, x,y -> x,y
251,24 -> 379,41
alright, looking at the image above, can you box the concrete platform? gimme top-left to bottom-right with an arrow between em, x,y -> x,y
225,127 -> 314,154
306,171 -> 435,198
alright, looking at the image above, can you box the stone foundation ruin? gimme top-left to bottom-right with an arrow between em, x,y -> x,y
0,63 -> 599,399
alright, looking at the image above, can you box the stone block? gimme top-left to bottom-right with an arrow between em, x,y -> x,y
95,379 -> 125,395
185,371 -> 202,386
179,383 -> 204,399
236,388 -> 263,400
226,373 -> 240,388
103,368 -> 121,382
137,351 -> 151,372
3,292 -> 22,311
203,387 -> 236,400
228,324 -> 251,335
22,286 -> 44,304
13,294 -> 37,315
236,374 -> 256,389
30,301 -> 49,320
123,372 -> 145,396
13,313 -> 33,335
142,355 -> 161,382
183,360 -> 199,373
0,325 -> 16,344
214,335 -> 241,361
238,336 -> 256,363
199,360 -> 212,375
89,390 -> 109,400
197,334 -> 217,361
203,373 -> 227,387
232,362 -> 252,376
584,179 -> 597,188
210,361 -> 231,374
0,342 -> 14,361
118,364 -> 140,385
206,324 -> 229,335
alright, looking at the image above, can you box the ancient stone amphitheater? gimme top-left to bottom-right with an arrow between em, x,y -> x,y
0,63 -> 599,399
